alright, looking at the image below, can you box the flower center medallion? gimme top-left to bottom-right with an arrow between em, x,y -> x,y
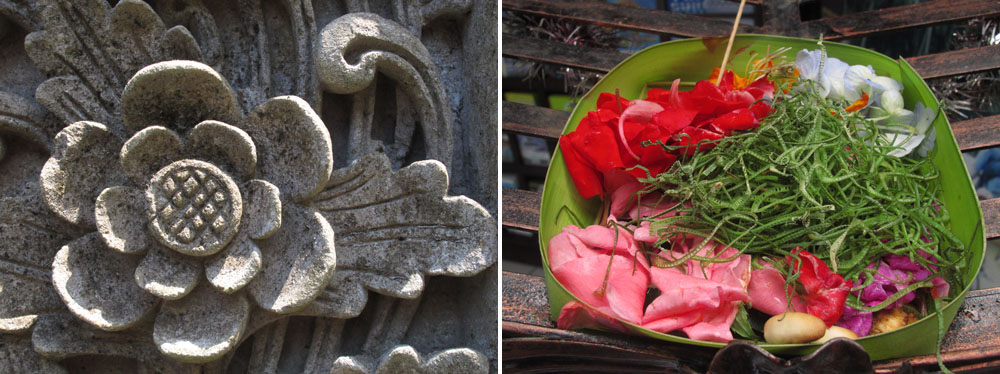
147,159 -> 242,256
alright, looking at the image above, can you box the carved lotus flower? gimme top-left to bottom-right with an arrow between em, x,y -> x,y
41,60 -> 337,363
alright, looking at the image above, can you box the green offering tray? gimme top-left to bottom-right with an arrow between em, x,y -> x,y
537,34 -> 986,361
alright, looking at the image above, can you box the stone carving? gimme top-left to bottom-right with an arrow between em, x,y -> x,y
42,60 -> 337,362
0,0 -> 497,372
317,12 -> 453,170
331,345 -> 488,374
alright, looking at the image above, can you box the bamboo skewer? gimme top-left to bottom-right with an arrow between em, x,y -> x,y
716,0 -> 749,85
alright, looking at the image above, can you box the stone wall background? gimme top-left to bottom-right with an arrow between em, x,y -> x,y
0,0 -> 498,373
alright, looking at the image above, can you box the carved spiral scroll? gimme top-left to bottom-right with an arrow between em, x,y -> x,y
316,12 -> 454,171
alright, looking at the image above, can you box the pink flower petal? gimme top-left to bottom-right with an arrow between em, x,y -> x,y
931,276 -> 950,298
641,253 -> 750,342
551,253 -> 649,324
682,301 -> 741,342
748,267 -> 806,316
557,301 -> 629,333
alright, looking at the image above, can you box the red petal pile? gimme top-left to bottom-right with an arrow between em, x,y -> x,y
560,71 -> 775,198
747,248 -> 851,327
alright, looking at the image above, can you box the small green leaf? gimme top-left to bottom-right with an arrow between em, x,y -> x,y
731,302 -> 760,340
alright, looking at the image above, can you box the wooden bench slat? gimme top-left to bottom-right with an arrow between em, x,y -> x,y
502,33 -> 626,73
503,33 -> 1000,83
502,271 -> 555,328
502,187 -> 542,232
981,197 -> 1000,239
953,114 -> 1000,152
909,44 -> 1000,80
502,101 -> 570,139
502,271 -> 1000,373
502,0 -> 760,38
807,0 -> 1000,40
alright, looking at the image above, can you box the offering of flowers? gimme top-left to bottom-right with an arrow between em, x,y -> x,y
543,40 -> 976,362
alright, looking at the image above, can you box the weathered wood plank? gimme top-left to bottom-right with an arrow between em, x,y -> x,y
502,187 -> 541,232
909,45 -> 1000,80
502,272 -> 554,329
502,34 -> 625,73
982,197 -> 1000,240
806,0 -> 1000,40
503,101 -> 569,140
503,33 -> 1000,86
502,271 -> 1000,372
953,115 -> 1000,152
502,0 -> 760,38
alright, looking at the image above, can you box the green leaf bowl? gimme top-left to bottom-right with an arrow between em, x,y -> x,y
537,34 -> 985,361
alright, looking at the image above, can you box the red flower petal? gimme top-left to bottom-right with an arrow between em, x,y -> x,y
559,135 -> 603,199
746,76 -> 776,99
673,126 -> 724,156
652,108 -> 698,137
597,92 -> 630,114
571,123 -> 623,173
712,108 -> 760,132
788,248 -> 851,327
750,101 -> 772,119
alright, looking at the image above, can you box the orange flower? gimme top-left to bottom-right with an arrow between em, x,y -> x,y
708,68 -> 748,89
845,92 -> 870,112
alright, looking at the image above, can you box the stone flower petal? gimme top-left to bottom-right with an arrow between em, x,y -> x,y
134,245 -> 200,300
121,60 -> 241,136
42,122 -> 128,227
187,120 -> 257,181
52,233 -> 158,331
245,96 -> 333,202
372,346 -> 489,374
242,179 -> 281,239
96,186 -> 152,254
205,234 -> 261,294
153,284 -> 249,363
120,126 -> 184,185
248,203 -> 336,313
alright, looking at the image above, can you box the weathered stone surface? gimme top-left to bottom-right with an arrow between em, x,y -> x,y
153,283 -> 249,363
244,96 -> 334,202
317,12 -> 453,172
205,234 -> 262,293
95,186 -> 154,254
0,0 -> 497,372
331,345 -> 488,374
304,153 -> 495,318
134,244 -> 200,300
248,203 -> 336,314
51,233 -> 159,331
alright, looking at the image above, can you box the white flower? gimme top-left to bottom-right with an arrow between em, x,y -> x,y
793,49 -> 852,100
820,57 -> 851,101
871,90 -> 914,127
795,49 -> 824,81
879,100 -> 936,157
794,48 -> 936,158
843,65 -> 875,102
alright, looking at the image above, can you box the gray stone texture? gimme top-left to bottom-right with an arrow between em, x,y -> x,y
0,0 -> 497,372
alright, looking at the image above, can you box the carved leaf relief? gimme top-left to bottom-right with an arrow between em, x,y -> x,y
26,0 -> 207,135
317,12 -> 454,171
304,152 -> 496,318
